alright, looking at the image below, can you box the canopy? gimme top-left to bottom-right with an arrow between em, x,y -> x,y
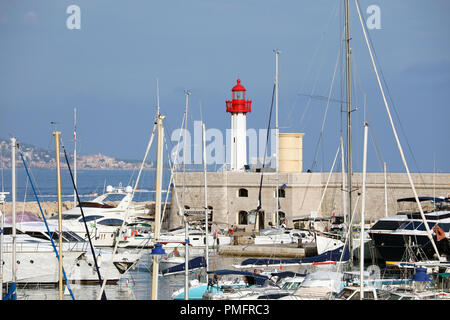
240,245 -> 350,267
397,197 -> 450,203
161,256 -> 206,276
206,269 -> 269,286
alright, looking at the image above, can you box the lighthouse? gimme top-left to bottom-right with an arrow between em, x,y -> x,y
226,78 -> 252,171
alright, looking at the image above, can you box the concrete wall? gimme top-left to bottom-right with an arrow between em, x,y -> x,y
168,171 -> 450,231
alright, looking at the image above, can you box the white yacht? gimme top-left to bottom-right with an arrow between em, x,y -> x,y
157,226 -> 232,252
1,220 -> 142,284
254,227 -> 315,245
50,185 -> 153,248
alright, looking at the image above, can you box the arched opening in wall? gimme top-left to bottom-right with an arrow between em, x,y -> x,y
238,211 -> 248,225
238,188 -> 248,197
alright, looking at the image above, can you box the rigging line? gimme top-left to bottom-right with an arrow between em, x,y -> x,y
308,40 -> 342,172
356,1 -> 425,182
97,113 -> 158,300
161,131 -> 177,226
59,136 -> 107,300
316,142 -> 341,214
355,0 -> 441,260
17,146 -> 76,300
367,124 -> 399,215
286,0 -> 341,128
256,83 -> 276,212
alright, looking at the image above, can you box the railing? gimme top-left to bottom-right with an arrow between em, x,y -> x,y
226,100 -> 252,113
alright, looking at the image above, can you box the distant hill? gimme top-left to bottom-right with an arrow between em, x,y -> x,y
0,138 -> 154,170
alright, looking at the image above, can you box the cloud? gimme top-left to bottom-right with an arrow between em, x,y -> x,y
22,11 -> 38,25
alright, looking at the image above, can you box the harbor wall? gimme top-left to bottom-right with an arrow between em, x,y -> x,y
168,171 -> 450,231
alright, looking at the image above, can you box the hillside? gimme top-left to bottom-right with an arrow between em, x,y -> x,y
0,138 -> 154,170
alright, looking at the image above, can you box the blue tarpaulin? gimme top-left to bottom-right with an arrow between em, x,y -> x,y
240,245 -> 350,266
161,256 -> 207,276
3,282 -> 17,300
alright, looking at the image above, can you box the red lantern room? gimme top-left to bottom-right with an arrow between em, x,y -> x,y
226,78 -> 252,114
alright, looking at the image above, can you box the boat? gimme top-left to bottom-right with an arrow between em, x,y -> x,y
278,270 -> 344,300
233,245 -> 350,269
1,220 -> 141,284
50,184 -> 153,248
368,197 -> 450,261
229,272 -> 307,300
335,285 -> 391,300
157,226 -> 232,252
201,270 -> 272,300
161,256 -> 207,276
254,227 -> 315,245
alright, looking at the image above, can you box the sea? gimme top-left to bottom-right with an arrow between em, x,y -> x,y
11,251 -> 247,301
0,168 -> 173,203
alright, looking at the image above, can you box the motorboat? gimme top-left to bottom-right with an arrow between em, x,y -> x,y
368,197 -> 450,261
229,272 -> 307,300
335,285 -> 391,300
254,228 -> 315,245
1,220 -> 142,284
157,226 -> 232,252
49,185 -> 153,248
233,245 -> 350,270
278,270 -> 344,300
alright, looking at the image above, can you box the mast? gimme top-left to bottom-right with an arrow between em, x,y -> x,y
360,122 -> 368,300
274,49 -> 280,228
384,162 -> 388,217
202,122 -> 209,270
11,137 -> 17,286
183,90 -> 190,300
53,131 -> 64,300
151,111 -> 165,300
0,192 -> 5,298
73,107 -> 77,207
340,136 -> 347,225
345,0 -> 353,264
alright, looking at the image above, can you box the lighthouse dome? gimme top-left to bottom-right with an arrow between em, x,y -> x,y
232,78 -> 246,92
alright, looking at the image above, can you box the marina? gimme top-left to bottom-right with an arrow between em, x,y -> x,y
0,1 -> 449,311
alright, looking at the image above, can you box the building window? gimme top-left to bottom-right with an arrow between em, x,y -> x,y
276,188 -> 286,198
207,206 -> 213,221
238,211 -> 248,224
238,188 -> 248,197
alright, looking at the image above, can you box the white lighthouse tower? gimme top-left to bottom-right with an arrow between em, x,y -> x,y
226,78 -> 252,171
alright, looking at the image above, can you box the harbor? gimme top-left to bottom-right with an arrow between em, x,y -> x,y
1,0 -> 450,308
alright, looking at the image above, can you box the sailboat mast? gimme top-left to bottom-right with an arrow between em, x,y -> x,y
53,131 -> 64,300
345,0 -> 353,263
202,123 -> 209,270
360,122 -> 368,299
151,111 -> 164,300
384,162 -> 388,217
11,137 -> 17,285
274,49 -> 280,228
183,90 -> 190,300
73,107 -> 77,207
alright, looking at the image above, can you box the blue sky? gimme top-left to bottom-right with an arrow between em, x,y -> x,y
0,0 -> 449,173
